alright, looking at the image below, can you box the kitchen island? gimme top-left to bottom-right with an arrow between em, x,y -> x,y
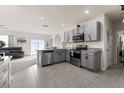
37,49 -> 66,66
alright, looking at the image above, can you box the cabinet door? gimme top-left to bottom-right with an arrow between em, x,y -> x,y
91,23 -> 97,41
87,55 -> 94,69
60,50 -> 66,61
91,22 -> 101,41
81,53 -> 88,67
53,51 -> 60,63
78,26 -> 84,34
68,30 -> 73,43
84,25 -> 90,41
60,54 -> 65,61
66,50 -> 70,62
64,31 -> 70,43
83,25 -> 87,41
73,28 -> 77,36
96,21 -> 101,41
64,32 -> 68,43
53,50 -> 66,63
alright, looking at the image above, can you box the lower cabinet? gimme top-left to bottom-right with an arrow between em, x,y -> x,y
81,51 -> 101,71
66,49 -> 70,62
53,49 -> 66,63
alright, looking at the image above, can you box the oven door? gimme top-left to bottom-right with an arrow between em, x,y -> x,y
70,50 -> 81,67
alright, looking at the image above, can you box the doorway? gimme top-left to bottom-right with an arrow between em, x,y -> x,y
117,32 -> 124,66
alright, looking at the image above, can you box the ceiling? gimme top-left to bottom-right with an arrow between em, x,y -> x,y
0,5 -> 122,35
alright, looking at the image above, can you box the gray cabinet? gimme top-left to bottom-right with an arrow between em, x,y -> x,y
64,32 -> 68,43
68,30 -> 73,43
64,30 -> 73,43
84,25 -> 91,41
73,28 -> 78,36
81,53 -> 88,67
84,21 -> 101,42
53,49 -> 66,63
78,26 -> 84,34
66,49 -> 70,62
64,21 -> 101,43
90,22 -> 101,41
81,51 -> 101,71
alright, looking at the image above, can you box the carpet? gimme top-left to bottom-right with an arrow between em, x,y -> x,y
11,55 -> 37,75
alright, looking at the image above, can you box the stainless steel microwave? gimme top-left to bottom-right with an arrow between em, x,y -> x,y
73,33 -> 84,42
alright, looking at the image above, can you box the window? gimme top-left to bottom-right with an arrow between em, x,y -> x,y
0,35 -> 8,47
31,39 -> 45,54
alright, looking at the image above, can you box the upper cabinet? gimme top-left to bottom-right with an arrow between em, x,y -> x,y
64,21 -> 101,43
68,30 -> 73,43
64,29 -> 73,43
73,28 -> 78,36
78,26 -> 84,34
64,31 -> 68,43
84,24 -> 91,41
83,21 -> 101,42
90,21 -> 101,41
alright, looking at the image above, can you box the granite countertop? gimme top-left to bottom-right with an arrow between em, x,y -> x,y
37,48 -> 66,51
37,48 -> 102,52
81,48 -> 102,53
37,49 -> 53,51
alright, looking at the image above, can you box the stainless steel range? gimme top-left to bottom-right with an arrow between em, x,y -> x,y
70,45 -> 87,67
70,50 -> 81,67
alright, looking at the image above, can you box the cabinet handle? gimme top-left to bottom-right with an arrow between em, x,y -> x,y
85,56 -> 88,59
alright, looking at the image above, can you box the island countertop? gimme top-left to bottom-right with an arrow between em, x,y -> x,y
36,48 -> 102,53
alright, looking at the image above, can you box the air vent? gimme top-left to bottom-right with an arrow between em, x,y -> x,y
43,25 -> 48,27
0,25 -> 8,29
0,25 -> 5,27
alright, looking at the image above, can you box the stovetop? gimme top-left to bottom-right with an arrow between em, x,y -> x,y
71,48 -> 87,51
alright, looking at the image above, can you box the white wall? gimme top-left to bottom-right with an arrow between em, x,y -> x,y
0,30 -> 52,55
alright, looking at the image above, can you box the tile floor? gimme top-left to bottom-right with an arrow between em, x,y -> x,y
11,62 -> 124,88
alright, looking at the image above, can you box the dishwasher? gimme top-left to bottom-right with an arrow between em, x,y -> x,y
41,50 -> 53,66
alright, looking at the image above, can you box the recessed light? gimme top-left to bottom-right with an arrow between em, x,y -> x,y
62,24 -> 65,26
84,10 -> 90,14
41,17 -> 44,20
0,25 -> 5,27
